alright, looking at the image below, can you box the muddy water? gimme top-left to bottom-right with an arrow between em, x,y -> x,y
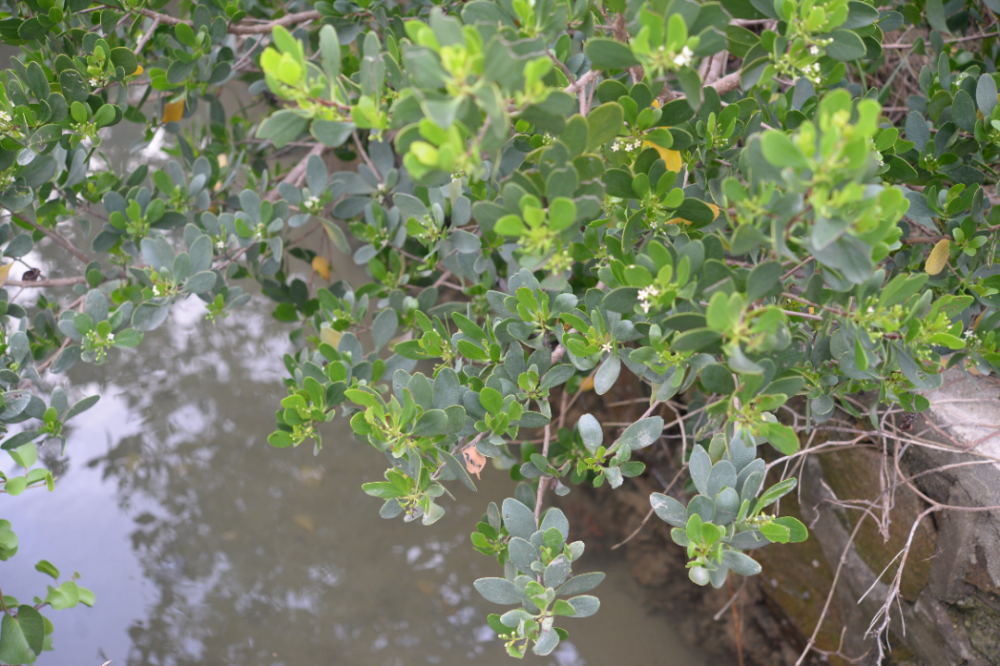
2,71 -> 706,665
4,295 -> 706,666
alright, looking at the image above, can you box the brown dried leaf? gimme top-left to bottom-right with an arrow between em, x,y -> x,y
463,447 -> 486,479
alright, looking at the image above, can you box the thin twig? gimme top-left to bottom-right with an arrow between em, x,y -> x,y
534,425 -> 552,525
352,131 -> 384,183
25,218 -> 89,264
134,17 -> 160,55
611,465 -> 685,549
128,6 -> 322,35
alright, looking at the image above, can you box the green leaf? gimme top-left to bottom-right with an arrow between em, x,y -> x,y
110,47 -> 138,76
494,215 -> 527,236
362,481 -> 406,499
566,594 -> 600,617
925,0 -> 949,33
0,607 -> 43,664
760,521 -> 791,543
762,421 -> 799,455
371,308 -> 398,351
319,25 -> 341,83
411,409 -> 449,437
34,560 -> 59,579
757,477 -> 797,508
501,497 -> 537,539
774,516 -> 809,542
584,38 -> 639,70
905,111 -> 929,152
257,110 -> 310,148
721,549 -> 762,576
760,131 -> 809,169
824,29 -> 867,60
474,578 -> 521,605
65,395 -> 99,421
700,364 -> 735,395
311,119 -> 355,147
706,291 -> 732,331
650,492 -> 688,528
479,387 -> 503,415
977,73 -> 998,118
953,90 -> 978,133
746,261 -> 783,301
593,354 -> 620,395
9,443 -> 37,469
587,103 -> 624,150
612,416 -> 664,453
577,413 -> 603,453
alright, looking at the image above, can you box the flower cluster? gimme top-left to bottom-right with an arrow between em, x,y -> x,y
673,45 -> 693,68
801,62 -> 821,83
638,285 -> 660,314
612,139 -> 643,152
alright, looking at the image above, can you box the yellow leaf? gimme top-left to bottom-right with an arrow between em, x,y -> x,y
162,98 -> 184,123
667,202 -> 720,226
926,239 -> 950,275
217,154 -> 228,168
643,142 -> 683,173
292,514 -> 314,532
579,374 -> 595,392
132,64 -> 144,76
312,255 -> 331,280
320,326 -> 342,349
0,263 -> 11,289
652,99 -> 660,109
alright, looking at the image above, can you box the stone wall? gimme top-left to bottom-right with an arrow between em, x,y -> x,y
758,368 -> 1000,665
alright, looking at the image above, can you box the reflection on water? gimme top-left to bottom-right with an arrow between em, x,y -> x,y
0,68 -> 704,663
4,292 -> 706,666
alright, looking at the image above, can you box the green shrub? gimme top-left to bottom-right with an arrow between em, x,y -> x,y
0,0 -> 997,660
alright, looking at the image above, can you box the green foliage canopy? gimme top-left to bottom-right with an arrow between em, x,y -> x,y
2,0 -> 1000,659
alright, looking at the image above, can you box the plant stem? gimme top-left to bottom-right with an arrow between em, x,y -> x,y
533,425 -> 552,524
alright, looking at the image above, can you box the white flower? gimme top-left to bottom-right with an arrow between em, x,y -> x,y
89,77 -> 99,87
809,45 -> 820,56
673,46 -> 693,68
601,341 -> 614,353
612,142 -> 621,152
638,286 -> 660,301
0,110 -> 9,124
107,333 -> 115,342
216,239 -> 226,249
153,286 -> 162,296
638,286 -> 660,314
305,195 -> 320,208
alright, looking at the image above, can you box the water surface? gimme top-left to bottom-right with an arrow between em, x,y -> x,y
4,292 -> 707,666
